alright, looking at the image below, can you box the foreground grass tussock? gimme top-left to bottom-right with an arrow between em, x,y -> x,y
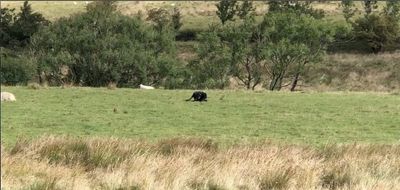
2,137 -> 400,190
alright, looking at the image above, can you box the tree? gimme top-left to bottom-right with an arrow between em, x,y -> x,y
189,25 -> 231,89
384,0 -> 400,19
0,8 -> 15,47
352,13 -> 400,53
172,7 -> 183,32
342,0 -> 400,53
86,0 -> 117,15
384,0 -> 400,48
268,0 -> 325,19
147,8 -> 171,32
147,7 -> 182,36
0,1 -> 48,48
236,0 -> 255,19
340,0 -> 357,22
363,0 -> 378,15
216,0 -> 237,25
31,1 -> 179,87
260,12 -> 335,91
12,1 -> 49,47
0,48 -> 36,85
267,40 -> 309,91
223,16 -> 266,90
193,14 -> 268,90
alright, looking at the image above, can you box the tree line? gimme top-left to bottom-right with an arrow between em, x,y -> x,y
1,0 -> 399,91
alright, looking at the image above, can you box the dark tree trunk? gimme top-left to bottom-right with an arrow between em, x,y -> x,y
290,61 -> 308,92
245,62 -> 252,90
290,72 -> 300,92
269,73 -> 284,91
37,70 -> 43,84
269,76 -> 279,91
251,78 -> 260,90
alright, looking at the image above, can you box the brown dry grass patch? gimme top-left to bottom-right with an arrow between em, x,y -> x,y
2,136 -> 400,190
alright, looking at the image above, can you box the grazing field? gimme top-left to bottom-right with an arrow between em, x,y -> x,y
1,86 -> 400,146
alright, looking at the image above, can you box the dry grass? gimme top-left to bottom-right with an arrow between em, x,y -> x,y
1,1 -> 386,19
2,136 -> 400,190
304,52 -> 400,92
27,82 -> 43,90
107,82 -> 117,90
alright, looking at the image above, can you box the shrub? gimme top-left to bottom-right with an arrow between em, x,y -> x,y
352,13 -> 400,53
27,82 -> 42,90
172,7 -> 183,32
268,1 -> 325,19
0,48 -> 36,85
31,1 -> 180,88
0,1 -> 49,49
188,25 -> 232,89
216,0 -> 237,25
259,12 -> 335,91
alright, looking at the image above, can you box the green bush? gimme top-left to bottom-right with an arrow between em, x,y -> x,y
0,49 -> 36,85
31,1 -> 180,87
352,13 -> 400,53
0,1 -> 49,49
188,29 -> 232,89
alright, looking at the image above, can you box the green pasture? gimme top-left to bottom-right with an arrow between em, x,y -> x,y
1,87 -> 399,146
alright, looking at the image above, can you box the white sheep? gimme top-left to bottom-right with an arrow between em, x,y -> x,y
139,84 -> 155,90
1,92 -> 16,102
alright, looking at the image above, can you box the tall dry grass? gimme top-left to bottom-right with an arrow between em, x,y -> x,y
2,136 -> 400,190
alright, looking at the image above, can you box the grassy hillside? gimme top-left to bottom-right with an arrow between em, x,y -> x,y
1,87 -> 399,146
304,53 -> 400,91
2,1 -> 387,30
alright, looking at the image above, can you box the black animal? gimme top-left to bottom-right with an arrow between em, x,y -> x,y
186,91 -> 207,102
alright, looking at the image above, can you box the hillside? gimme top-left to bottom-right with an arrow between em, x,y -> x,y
1,1 -> 387,29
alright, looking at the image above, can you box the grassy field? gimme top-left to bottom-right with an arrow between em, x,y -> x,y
1,86 -> 399,146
